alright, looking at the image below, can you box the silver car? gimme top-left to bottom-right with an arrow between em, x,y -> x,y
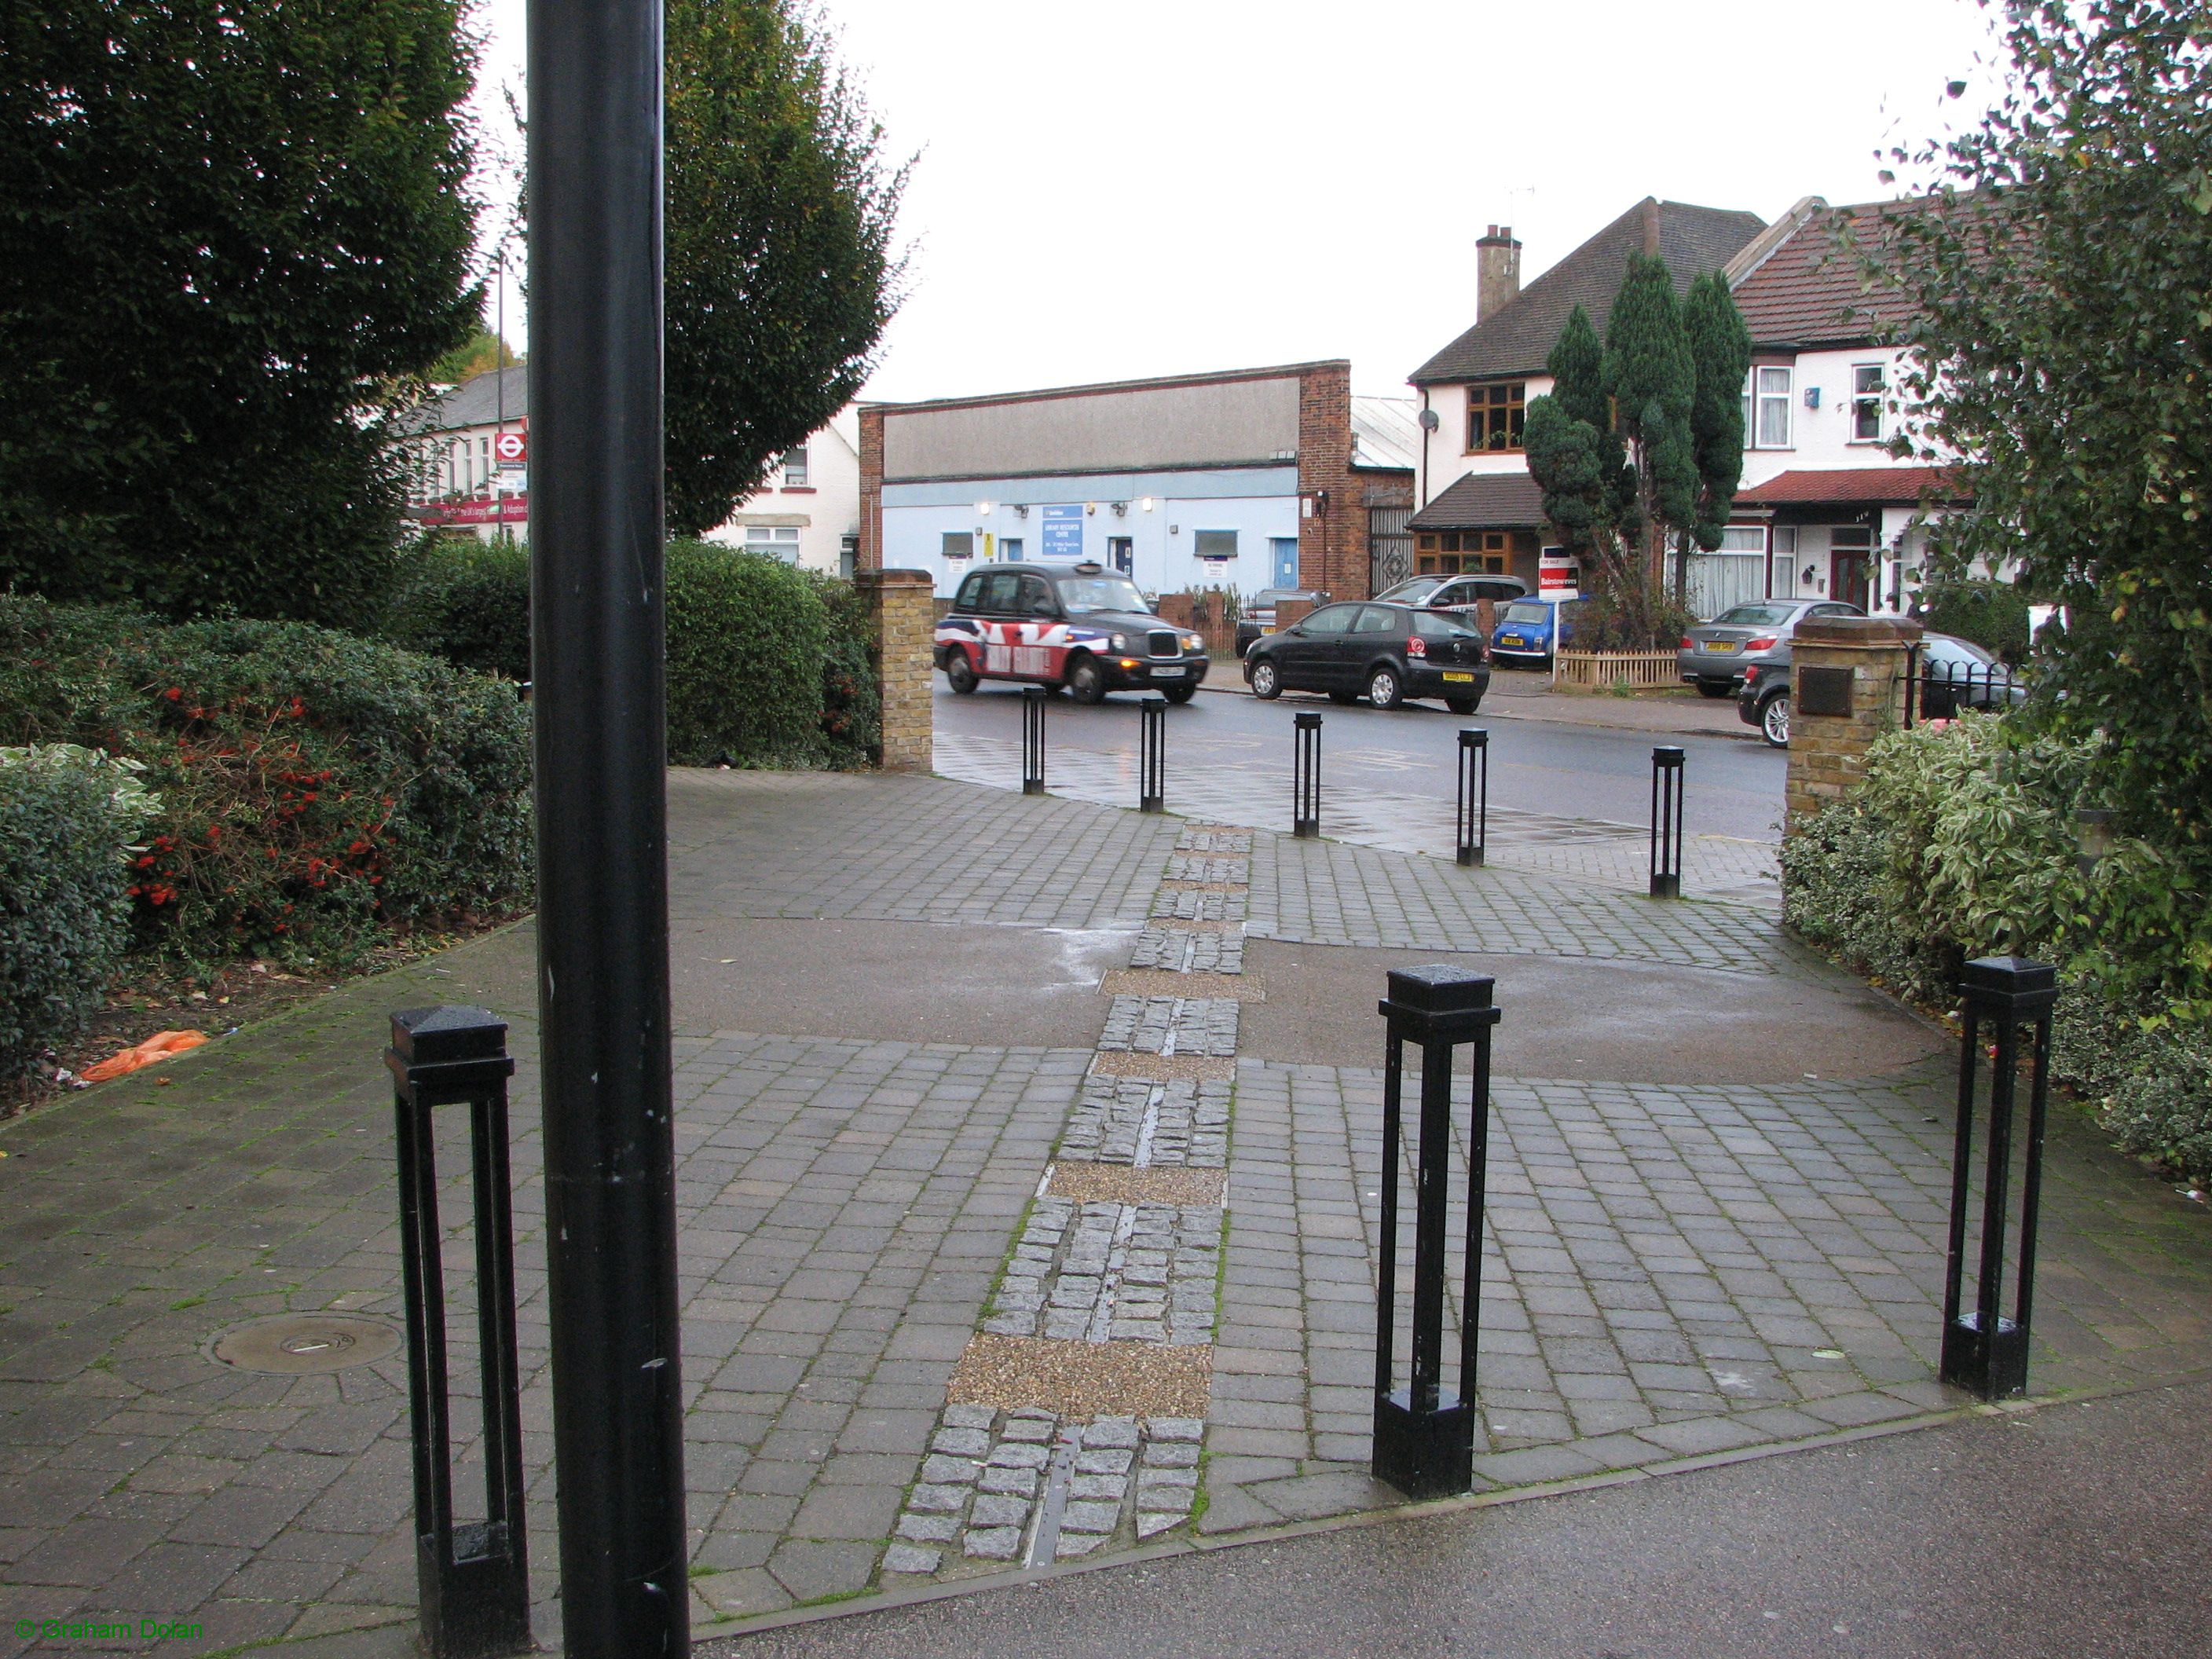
1679,598 -> 1864,698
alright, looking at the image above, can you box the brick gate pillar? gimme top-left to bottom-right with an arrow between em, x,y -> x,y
856,568 -> 935,771
1785,615 -> 1922,826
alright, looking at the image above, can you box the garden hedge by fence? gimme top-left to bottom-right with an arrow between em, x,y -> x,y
382,537 -> 878,767
1782,715 -> 2212,1185
0,596 -> 535,972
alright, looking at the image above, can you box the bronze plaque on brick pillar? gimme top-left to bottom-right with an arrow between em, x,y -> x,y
1799,666 -> 1855,718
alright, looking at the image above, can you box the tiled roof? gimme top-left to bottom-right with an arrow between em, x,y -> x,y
1730,199 -> 1945,349
1411,200 -> 1767,386
1736,465 -> 1968,507
400,364 -> 528,434
1407,470 -> 1547,530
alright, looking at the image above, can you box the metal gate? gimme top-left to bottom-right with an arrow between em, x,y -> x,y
1369,505 -> 1413,595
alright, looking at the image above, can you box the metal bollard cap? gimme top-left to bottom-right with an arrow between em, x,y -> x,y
1460,728 -> 1489,748
390,1005 -> 508,1064
1295,711 -> 1324,729
1652,745 -> 1686,767
1960,956 -> 2060,1015
1384,964 -> 1496,1013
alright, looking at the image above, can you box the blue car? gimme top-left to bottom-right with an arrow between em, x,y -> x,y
1491,596 -> 1587,665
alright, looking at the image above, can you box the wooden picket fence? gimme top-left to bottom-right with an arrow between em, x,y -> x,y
1554,649 -> 1680,690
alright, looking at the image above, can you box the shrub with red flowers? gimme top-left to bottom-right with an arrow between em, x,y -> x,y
0,596 -> 533,969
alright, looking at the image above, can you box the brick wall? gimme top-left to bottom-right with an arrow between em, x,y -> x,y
1785,616 -> 1921,824
857,405 -> 886,573
1296,362 -> 1367,600
856,567 -> 934,770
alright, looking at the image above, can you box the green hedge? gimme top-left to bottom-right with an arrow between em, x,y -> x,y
0,596 -> 534,971
0,747 -> 148,1077
381,537 -> 878,767
1782,715 -> 2212,1184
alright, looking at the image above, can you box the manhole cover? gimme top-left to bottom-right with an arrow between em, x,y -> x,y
210,1313 -> 402,1375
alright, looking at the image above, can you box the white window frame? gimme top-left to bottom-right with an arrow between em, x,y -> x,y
782,447 -> 811,487
1769,526 -> 1800,598
1850,362 -> 1886,443
1749,365 -> 1793,449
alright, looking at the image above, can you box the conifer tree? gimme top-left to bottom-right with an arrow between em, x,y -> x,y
1602,253 -> 1697,591
1683,269 -> 1754,595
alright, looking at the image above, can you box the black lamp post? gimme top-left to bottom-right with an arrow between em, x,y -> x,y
528,0 -> 689,1645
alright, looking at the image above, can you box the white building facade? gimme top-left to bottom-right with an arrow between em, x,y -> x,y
709,407 -> 862,576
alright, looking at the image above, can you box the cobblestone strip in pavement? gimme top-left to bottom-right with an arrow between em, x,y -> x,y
1199,1057 -> 2212,1535
877,825 -> 1253,1585
934,729 -> 1779,905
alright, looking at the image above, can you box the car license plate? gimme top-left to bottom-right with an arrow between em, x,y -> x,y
1260,626 -> 1276,635
1152,665 -> 1185,678
1704,640 -> 1738,654
1441,671 -> 1474,683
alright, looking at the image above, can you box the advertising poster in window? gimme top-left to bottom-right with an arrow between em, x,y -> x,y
1042,504 -> 1084,560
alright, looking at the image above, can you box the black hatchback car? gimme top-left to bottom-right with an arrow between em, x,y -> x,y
1242,600 -> 1489,712
936,562 -> 1209,704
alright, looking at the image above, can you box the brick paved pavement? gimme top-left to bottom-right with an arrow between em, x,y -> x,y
935,729 -> 1781,904
5,767 -> 2211,1654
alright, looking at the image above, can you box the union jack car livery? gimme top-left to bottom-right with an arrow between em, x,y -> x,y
936,562 -> 1210,705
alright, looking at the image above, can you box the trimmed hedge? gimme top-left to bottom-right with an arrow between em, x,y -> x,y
1782,715 -> 2212,1185
0,596 -> 534,970
380,537 -> 878,767
0,748 -> 146,1077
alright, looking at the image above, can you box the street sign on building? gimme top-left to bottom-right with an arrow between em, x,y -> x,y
494,429 -> 528,467
1041,504 -> 1083,560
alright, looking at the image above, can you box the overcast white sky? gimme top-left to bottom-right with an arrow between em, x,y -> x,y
469,0 -> 2005,402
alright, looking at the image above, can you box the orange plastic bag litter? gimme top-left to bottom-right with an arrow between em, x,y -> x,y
82,1029 -> 210,1082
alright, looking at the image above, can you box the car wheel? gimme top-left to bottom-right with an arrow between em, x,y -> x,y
1162,684 -> 1197,705
1065,655 -> 1108,705
1368,666 -> 1404,710
943,649 -> 978,694
1249,659 -> 1282,700
1446,694 -> 1481,716
1761,691 -> 1790,748
1697,679 -> 1734,698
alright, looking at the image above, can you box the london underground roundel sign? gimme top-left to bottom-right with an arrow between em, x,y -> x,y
493,430 -> 527,466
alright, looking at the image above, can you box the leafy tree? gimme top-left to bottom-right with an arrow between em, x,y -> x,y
1683,270 -> 1753,584
1872,0 -> 2212,1012
664,0 -> 909,537
0,0 -> 482,625
428,327 -> 522,388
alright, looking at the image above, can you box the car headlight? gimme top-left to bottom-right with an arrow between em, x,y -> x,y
1109,633 -> 1126,650
1184,633 -> 1203,650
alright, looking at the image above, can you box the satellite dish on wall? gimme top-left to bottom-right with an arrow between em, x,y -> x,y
1417,408 -> 1441,432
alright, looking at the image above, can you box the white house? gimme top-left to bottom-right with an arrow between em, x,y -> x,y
401,371 -> 862,571
709,407 -> 862,577
1403,195 -> 1974,618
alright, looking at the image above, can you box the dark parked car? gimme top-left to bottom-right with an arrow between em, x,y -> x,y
936,562 -> 1209,704
1737,632 -> 2023,748
1242,600 -> 1489,713
1235,588 -> 1328,657
1679,598 -> 1864,698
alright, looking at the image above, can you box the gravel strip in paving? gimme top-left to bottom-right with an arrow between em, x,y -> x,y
945,1336 -> 1214,1419
1048,1164 -> 1229,1207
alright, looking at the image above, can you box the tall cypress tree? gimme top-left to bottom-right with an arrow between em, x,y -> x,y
1683,270 -> 1753,596
1601,253 -> 1697,591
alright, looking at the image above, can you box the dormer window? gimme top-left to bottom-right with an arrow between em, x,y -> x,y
1466,383 -> 1526,453
781,446 -> 811,486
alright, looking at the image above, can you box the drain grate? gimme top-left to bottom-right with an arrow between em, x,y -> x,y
210,1313 -> 401,1375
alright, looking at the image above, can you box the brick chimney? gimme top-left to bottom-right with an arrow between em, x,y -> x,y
1477,225 -> 1522,321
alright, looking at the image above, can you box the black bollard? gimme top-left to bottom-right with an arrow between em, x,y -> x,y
1456,729 -> 1489,867
1021,684 -> 1047,795
1138,696 -> 1166,813
388,1007 -> 531,1659
1293,711 -> 1323,838
1649,745 -> 1685,898
1940,956 -> 2060,1400
1372,966 -> 1500,1500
